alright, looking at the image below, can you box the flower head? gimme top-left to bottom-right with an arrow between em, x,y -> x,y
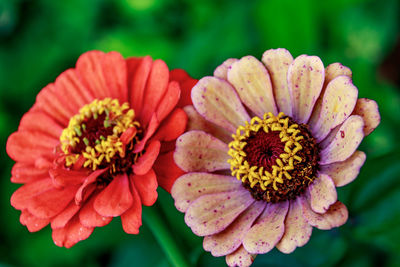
7,50 -> 196,247
172,48 -> 380,266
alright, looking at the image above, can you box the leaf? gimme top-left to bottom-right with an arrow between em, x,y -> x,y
254,229 -> 347,267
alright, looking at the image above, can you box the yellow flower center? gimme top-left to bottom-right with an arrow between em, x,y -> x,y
227,112 -> 319,203
60,98 -> 141,171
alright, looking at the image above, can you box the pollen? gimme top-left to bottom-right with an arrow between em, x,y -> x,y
60,98 -> 142,171
227,112 -> 319,203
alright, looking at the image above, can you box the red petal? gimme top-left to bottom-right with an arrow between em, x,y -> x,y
121,179 -> 142,234
49,168 -> 89,188
11,178 -> 54,210
151,108 -> 187,142
20,209 -> 50,232
132,170 -> 158,206
170,69 -> 197,107
156,81 -> 180,122
52,215 -> 94,248
11,162 -> 49,184
133,114 -> 159,153
101,51 -> 128,103
120,127 -> 137,145
75,168 -> 108,205
153,151 -> 185,193
139,59 -> 170,127
79,192 -> 112,227
75,51 -> 110,100
126,57 -> 143,88
132,140 -> 161,175
54,69 -> 94,113
51,201 -> 81,229
129,56 -> 153,115
94,173 -> 133,217
7,131 -> 58,163
159,140 -> 176,154
27,185 -> 79,219
19,111 -> 63,139
34,83 -> 74,126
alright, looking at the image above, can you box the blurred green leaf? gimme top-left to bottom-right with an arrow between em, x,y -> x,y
349,151 -> 400,212
254,230 -> 347,267
253,0 -> 319,56
354,189 -> 400,253
110,223 -> 169,267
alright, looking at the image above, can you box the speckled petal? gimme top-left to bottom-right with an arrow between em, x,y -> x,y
262,48 -> 293,115
225,246 -> 255,267
276,198 -> 312,253
214,58 -> 238,79
301,198 -> 348,230
227,56 -> 278,117
203,200 -> 266,257
174,130 -> 230,172
185,189 -> 254,236
287,55 -> 325,124
308,63 -> 352,134
319,115 -> 364,165
184,105 -> 231,143
306,174 -> 337,214
243,201 -> 289,254
324,63 -> 352,85
171,173 -> 243,212
320,151 -> 366,187
309,76 -> 358,142
192,77 -> 251,132
352,98 -> 380,136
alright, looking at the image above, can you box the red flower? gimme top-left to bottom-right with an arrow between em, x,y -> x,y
6,51 -> 196,248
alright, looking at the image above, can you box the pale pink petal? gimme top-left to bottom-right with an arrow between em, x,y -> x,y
319,115 -> 364,165
352,98 -> 380,136
227,56 -> 278,117
308,76 -> 358,141
225,246 -> 255,267
243,201 -> 289,254
185,189 -> 254,236
174,130 -> 230,172
320,151 -> 366,187
306,174 -> 337,214
192,77 -> 251,133
308,63 -> 352,136
276,198 -> 312,254
214,58 -> 238,80
324,63 -> 352,85
301,198 -> 348,230
261,48 -> 294,115
203,201 -> 266,257
183,105 -> 231,143
287,55 -> 325,124
171,173 -> 243,212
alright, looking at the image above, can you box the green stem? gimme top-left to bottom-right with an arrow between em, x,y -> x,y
143,205 -> 190,267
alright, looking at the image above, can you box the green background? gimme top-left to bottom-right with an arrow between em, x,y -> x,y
0,0 -> 399,266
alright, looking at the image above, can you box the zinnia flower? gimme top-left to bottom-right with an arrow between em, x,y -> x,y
7,50 -> 196,247
171,48 -> 380,266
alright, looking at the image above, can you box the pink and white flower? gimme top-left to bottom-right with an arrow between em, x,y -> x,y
171,48 -> 380,266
